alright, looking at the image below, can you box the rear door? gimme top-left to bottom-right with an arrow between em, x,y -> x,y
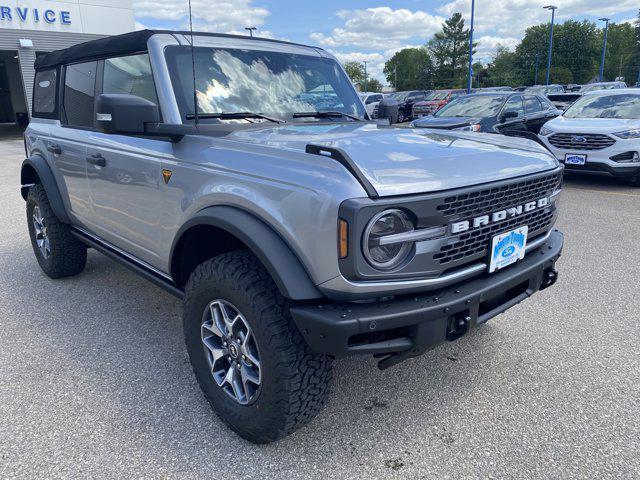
523,95 -> 549,134
85,53 -> 170,266
48,61 -> 98,223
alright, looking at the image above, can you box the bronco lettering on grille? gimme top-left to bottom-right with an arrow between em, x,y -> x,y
451,197 -> 550,234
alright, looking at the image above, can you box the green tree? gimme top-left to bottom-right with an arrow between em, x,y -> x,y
486,46 -> 520,86
365,78 -> 383,92
428,13 -> 476,88
383,47 -> 433,90
601,22 -> 638,82
343,61 -> 365,84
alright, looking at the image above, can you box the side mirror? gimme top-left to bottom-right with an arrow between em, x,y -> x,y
500,110 -> 519,123
95,94 -> 160,135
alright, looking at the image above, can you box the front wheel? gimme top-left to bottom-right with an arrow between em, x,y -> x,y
183,251 -> 332,444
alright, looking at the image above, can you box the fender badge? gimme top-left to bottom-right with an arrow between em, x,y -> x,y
162,169 -> 172,184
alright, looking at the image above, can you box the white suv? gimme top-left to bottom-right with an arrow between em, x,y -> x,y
539,89 -> 640,185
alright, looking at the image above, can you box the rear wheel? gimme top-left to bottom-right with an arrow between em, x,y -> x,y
183,251 -> 332,444
26,184 -> 87,278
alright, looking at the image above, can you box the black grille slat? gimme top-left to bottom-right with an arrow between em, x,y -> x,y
434,208 -> 554,265
548,133 -> 615,151
436,172 -> 561,219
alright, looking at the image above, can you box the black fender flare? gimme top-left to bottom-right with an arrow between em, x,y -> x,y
170,206 -> 323,300
20,155 -> 70,224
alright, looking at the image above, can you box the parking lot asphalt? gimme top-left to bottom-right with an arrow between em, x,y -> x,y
1,135 -> 639,479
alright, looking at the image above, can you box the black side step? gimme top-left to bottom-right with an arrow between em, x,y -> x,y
70,229 -> 185,299
305,144 -> 379,198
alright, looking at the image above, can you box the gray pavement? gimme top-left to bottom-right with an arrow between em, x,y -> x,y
1,135 -> 638,479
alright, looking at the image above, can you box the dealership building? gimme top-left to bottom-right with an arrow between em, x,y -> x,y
0,0 -> 135,126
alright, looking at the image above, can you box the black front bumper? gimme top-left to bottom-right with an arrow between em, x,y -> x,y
291,230 -> 563,369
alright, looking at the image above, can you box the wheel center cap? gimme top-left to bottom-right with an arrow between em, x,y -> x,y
228,343 -> 240,359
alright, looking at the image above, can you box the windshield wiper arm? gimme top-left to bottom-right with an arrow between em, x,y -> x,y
292,111 -> 363,121
185,112 -> 285,123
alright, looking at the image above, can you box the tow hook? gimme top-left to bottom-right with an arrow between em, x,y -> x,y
540,268 -> 559,290
447,314 -> 470,341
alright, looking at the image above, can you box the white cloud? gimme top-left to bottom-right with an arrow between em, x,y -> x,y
475,35 -> 520,60
438,0 -> 639,38
133,0 -> 269,32
310,7 -> 444,50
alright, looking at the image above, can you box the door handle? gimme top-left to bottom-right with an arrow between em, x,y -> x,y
86,154 -> 106,167
47,144 -> 61,155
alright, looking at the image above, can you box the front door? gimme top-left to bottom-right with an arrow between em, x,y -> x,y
85,54 -> 169,267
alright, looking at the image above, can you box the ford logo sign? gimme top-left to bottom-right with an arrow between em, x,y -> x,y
571,135 -> 587,143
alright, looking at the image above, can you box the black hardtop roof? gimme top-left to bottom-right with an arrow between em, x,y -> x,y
35,29 -> 320,70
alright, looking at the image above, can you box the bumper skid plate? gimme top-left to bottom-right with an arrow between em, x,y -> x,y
291,230 -> 563,369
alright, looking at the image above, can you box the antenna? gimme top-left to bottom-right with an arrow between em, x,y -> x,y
188,0 -> 198,126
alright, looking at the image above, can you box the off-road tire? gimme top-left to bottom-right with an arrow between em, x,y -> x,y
183,251 -> 333,444
26,184 -> 87,278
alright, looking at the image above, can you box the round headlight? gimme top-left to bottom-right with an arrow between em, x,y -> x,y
363,209 -> 414,270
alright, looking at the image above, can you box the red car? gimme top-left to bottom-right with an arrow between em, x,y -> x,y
412,89 -> 466,118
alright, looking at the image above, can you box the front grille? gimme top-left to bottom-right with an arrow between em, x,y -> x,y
548,133 -> 615,151
437,172 -> 561,219
434,208 -> 555,265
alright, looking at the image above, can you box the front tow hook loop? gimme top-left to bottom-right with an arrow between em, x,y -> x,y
540,268 -> 559,290
447,315 -> 470,342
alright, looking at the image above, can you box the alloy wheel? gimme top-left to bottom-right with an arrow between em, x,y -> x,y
32,205 -> 51,259
201,299 -> 262,405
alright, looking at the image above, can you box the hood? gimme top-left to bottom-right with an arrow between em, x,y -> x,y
412,116 -> 476,129
227,123 -> 558,197
545,116 -> 640,133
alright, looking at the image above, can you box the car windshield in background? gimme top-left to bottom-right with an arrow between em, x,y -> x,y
579,84 -> 617,93
429,92 -> 449,100
563,93 -> 640,119
435,95 -> 505,118
390,92 -> 410,102
164,46 -> 365,122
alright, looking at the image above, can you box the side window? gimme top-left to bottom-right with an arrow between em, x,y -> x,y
524,95 -> 543,114
33,69 -> 58,117
502,96 -> 525,118
365,96 -> 375,104
63,61 -> 97,128
102,54 -> 158,105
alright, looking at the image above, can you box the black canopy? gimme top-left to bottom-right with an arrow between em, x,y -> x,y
34,29 -> 315,70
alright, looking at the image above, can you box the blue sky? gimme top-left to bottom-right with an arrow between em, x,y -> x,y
134,1 -> 639,82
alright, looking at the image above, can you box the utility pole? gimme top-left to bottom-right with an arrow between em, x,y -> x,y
598,18 -> 610,82
467,0 -> 476,93
534,52 -> 540,85
363,61 -> 368,92
543,5 -> 557,86
245,27 -> 256,37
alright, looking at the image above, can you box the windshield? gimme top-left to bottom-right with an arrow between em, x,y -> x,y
563,93 -> 640,119
429,91 -> 449,101
164,46 -> 365,122
435,94 -> 505,118
579,83 -> 618,93
390,92 -> 410,102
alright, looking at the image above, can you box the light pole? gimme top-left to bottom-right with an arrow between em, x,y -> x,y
598,18 -> 610,82
245,27 -> 256,37
467,0 -> 476,93
543,5 -> 557,86
363,61 -> 368,92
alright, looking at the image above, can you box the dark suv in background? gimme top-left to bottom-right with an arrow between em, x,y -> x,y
411,92 -> 560,135
385,90 -> 431,122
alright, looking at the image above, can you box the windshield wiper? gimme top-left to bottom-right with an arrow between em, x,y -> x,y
292,111 -> 363,121
185,112 -> 285,123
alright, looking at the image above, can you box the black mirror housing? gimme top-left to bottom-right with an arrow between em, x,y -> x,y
500,110 -> 519,122
95,94 -> 160,135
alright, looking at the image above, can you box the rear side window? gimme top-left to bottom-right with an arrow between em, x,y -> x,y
63,61 -> 97,128
33,69 -> 58,117
102,54 -> 158,105
524,96 -> 544,114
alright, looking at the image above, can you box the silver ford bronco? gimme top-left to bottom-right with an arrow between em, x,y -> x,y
21,30 -> 564,443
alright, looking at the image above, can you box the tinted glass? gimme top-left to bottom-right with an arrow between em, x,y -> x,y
524,96 -> 543,114
165,46 -> 365,122
103,54 -> 158,104
33,69 -> 57,115
502,95 -> 525,117
435,94 -> 505,118
64,61 -> 97,128
563,93 -> 640,119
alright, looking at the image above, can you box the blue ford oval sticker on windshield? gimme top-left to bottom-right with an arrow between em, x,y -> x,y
489,226 -> 529,273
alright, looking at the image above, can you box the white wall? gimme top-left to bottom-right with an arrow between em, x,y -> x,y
0,0 -> 135,35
